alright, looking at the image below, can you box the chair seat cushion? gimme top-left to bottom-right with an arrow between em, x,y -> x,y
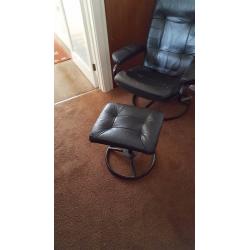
114,66 -> 182,101
89,103 -> 164,154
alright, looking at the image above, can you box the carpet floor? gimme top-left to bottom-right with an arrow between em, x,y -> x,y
55,87 -> 195,250
54,60 -> 95,103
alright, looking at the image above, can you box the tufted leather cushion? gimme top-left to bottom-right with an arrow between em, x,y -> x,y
144,0 -> 195,76
89,103 -> 164,154
115,66 -> 183,101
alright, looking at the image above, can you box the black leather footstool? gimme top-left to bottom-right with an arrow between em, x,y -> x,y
89,103 -> 164,179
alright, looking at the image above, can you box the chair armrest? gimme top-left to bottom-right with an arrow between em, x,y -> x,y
112,44 -> 146,65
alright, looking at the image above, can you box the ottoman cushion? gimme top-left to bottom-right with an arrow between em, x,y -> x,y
89,103 -> 164,154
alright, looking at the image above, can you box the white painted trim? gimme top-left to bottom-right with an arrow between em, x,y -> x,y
59,0 -> 73,51
55,0 -> 73,50
71,51 -> 96,87
62,0 -> 96,87
86,0 -> 113,92
78,0 -> 98,88
54,89 -> 98,106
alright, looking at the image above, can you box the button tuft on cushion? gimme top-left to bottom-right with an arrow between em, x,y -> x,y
89,103 -> 164,154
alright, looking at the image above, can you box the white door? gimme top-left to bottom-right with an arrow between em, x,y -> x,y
54,0 -> 72,50
62,0 -> 97,87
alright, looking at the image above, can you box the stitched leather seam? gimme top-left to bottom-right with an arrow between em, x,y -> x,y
96,116 -> 116,138
139,113 -> 154,151
148,47 -> 194,55
152,17 -> 193,24
107,127 -> 146,151
95,129 -> 108,138
116,114 -> 145,121
140,135 -> 146,151
110,126 -> 140,135
158,17 -> 166,49
183,24 -> 193,54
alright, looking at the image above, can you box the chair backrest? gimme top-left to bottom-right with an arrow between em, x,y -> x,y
144,0 -> 195,76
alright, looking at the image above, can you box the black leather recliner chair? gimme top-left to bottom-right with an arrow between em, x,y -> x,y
112,0 -> 195,121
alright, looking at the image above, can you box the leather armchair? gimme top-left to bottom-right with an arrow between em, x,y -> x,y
112,0 -> 195,121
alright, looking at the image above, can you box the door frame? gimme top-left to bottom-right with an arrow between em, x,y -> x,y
71,51 -> 96,85
57,0 -> 113,92
76,0 -> 98,87
84,0 -> 113,92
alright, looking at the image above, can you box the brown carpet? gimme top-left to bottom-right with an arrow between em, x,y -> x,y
55,87 -> 195,250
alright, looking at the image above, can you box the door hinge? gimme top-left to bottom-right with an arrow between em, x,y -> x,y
92,64 -> 96,71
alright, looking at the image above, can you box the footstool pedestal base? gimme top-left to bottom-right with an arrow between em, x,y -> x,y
105,146 -> 156,180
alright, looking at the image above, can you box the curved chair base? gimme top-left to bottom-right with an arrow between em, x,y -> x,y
132,94 -> 191,121
105,146 -> 156,180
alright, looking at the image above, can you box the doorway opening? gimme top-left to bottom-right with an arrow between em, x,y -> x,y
54,0 -> 97,104
54,36 -> 95,103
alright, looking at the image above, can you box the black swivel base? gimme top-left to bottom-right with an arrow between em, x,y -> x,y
132,94 -> 191,121
105,147 -> 156,180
